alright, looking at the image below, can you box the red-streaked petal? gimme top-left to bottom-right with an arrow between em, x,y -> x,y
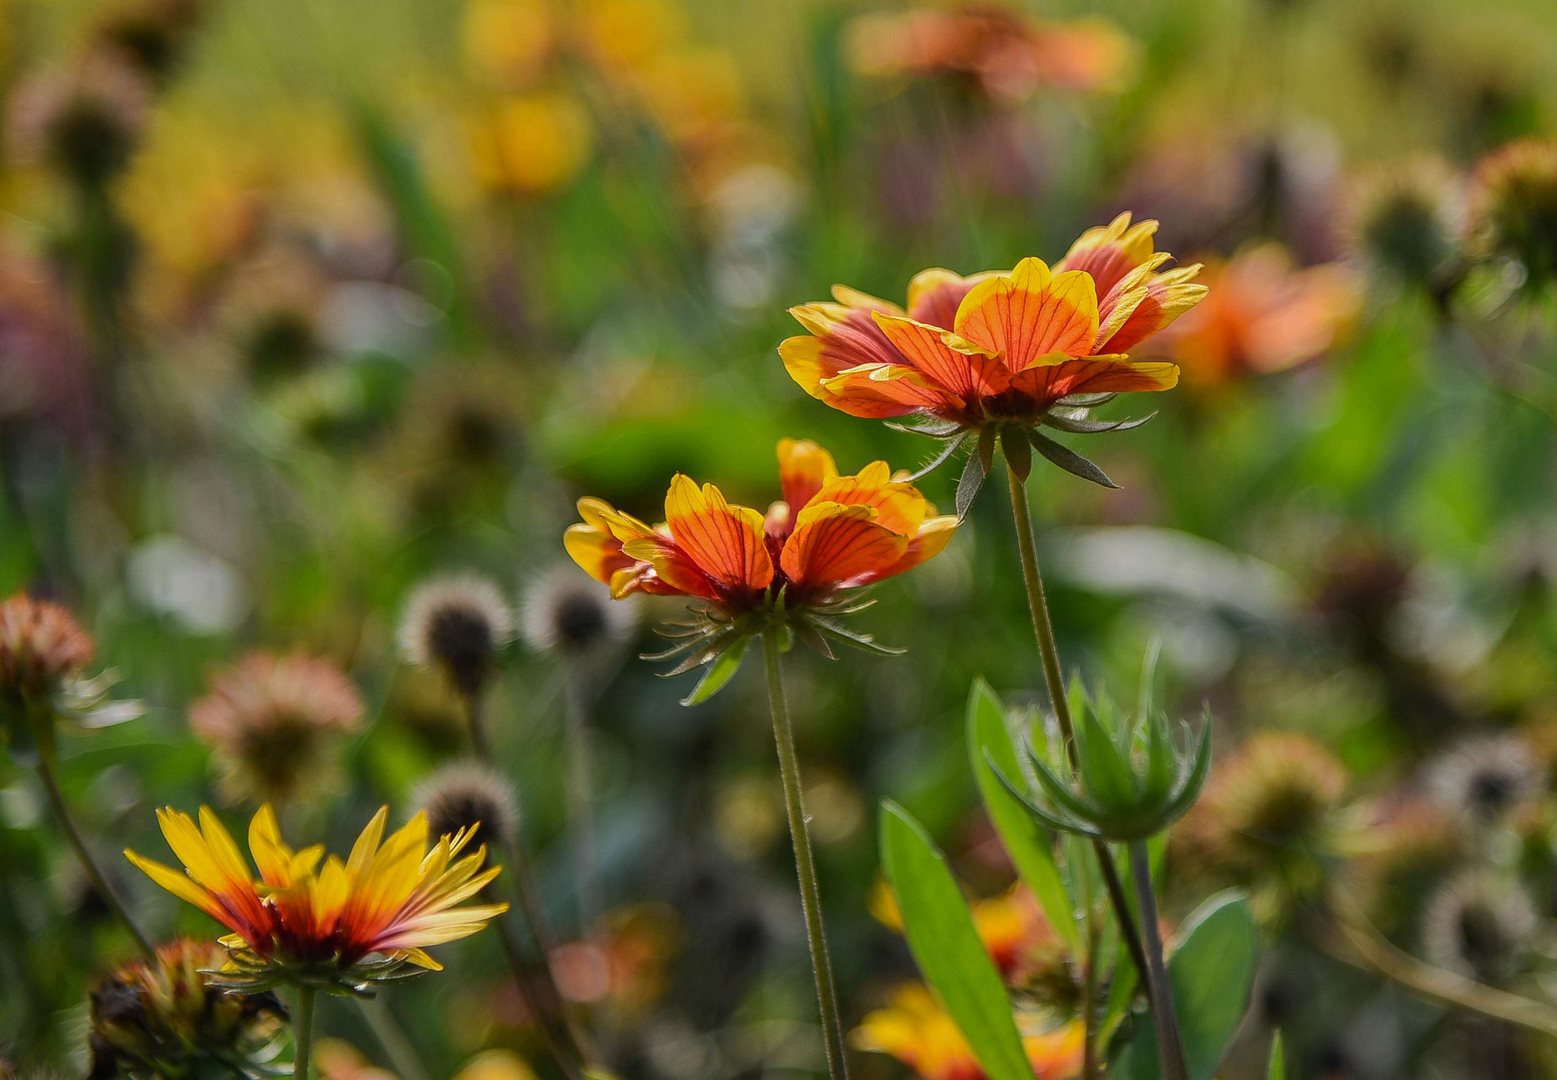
1055,212 -> 1161,296
873,312 -> 1009,401
954,260 -> 1101,369
818,362 -> 962,416
905,267 -> 995,329
780,504 -> 910,589
1097,265 -> 1207,353
1010,355 -> 1179,405
662,475 -> 774,592
802,460 -> 928,536
776,437 -> 838,515
854,514 -> 958,585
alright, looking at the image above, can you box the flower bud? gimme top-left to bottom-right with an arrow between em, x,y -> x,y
995,683 -> 1210,842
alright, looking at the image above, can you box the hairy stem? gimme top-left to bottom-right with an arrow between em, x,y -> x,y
763,630 -> 849,1079
1004,463 -> 1150,984
35,750 -> 154,958
1130,841 -> 1188,1080
294,987 -> 315,1080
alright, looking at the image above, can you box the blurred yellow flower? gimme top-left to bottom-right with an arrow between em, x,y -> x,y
455,1049 -> 541,1080
464,92 -> 593,196
462,0 -> 556,85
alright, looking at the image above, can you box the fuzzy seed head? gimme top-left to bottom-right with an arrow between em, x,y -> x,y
1427,733 -> 1542,826
520,565 -> 636,657
6,59 -> 149,187
1468,137 -> 1557,285
399,575 -> 514,696
414,760 -> 519,851
1421,873 -> 1537,984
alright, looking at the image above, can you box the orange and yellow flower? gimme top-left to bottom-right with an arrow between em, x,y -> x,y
779,214 -> 1205,429
854,983 -> 1084,1080
566,438 -> 956,611
125,804 -> 507,993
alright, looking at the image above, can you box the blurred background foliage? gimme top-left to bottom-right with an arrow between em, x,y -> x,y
1,0 -> 1556,1076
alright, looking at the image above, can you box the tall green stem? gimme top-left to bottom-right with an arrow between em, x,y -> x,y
762,630 -> 849,1080
1129,841 -> 1188,1080
1003,463 -> 1150,984
35,749 -> 154,958
561,671 -> 600,929
294,987 -> 316,1080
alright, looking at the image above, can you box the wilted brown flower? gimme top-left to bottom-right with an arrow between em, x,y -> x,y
88,937 -> 287,1079
0,593 -> 95,700
1467,137 -> 1557,285
189,651 -> 364,803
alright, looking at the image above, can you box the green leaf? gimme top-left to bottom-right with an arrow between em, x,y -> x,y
679,637 -> 751,706
966,682 -> 1081,953
1000,427 -> 1032,482
956,440 -> 989,519
1112,891 -> 1259,1080
879,801 -> 1033,1080
1267,1032 -> 1285,1080
1027,430 -> 1120,489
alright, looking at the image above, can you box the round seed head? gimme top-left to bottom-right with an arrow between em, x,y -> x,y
399,575 -> 515,696
520,565 -> 636,657
414,759 -> 519,850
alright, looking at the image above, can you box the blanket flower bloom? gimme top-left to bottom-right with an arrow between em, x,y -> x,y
779,214 -> 1206,493
125,804 -> 507,995
564,438 -> 957,701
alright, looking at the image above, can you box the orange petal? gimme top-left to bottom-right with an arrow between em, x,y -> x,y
1010,355 -> 1179,405
1056,212 -> 1161,296
818,362 -> 962,416
780,504 -> 909,589
1097,264 -> 1206,352
780,336 -> 921,418
954,259 -> 1101,369
803,460 -> 928,536
619,534 -> 724,600
905,267 -> 995,329
873,312 -> 1009,402
662,475 -> 774,592
856,514 -> 958,585
776,438 -> 839,515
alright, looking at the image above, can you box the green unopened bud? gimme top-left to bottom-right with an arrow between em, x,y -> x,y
993,682 -> 1210,842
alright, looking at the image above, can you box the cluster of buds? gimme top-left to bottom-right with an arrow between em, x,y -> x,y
993,676 -> 1210,843
87,937 -> 287,1079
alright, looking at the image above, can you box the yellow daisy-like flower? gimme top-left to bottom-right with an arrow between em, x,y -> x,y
126,804 -> 507,994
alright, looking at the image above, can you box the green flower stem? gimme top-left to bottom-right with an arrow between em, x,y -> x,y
35,748 -> 154,958
294,986 -> 316,1080
561,670 -> 601,929
1129,841 -> 1188,1080
1003,463 -> 1150,985
1313,900 -> 1557,1040
763,629 -> 849,1080
488,875 -> 588,1080
460,687 -> 493,760
356,997 -> 430,1080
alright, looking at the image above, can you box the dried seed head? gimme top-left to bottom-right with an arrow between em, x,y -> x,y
414,760 -> 519,851
0,593 -> 96,699
399,575 -> 514,697
6,59 -> 149,187
520,565 -> 636,657
1421,872 -> 1537,984
1346,158 -> 1463,290
1468,137 -> 1557,285
1427,733 -> 1542,826
189,651 -> 363,803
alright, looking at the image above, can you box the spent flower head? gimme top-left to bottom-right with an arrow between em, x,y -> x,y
414,759 -> 520,852
565,437 -> 957,702
190,651 -> 363,804
5,58 -> 150,187
1427,733 -> 1543,827
399,574 -> 515,697
520,564 -> 637,658
0,593 -> 142,760
1346,158 -> 1465,296
1421,872 -> 1538,984
779,214 -> 1206,499
1467,137 -> 1557,287
87,936 -> 287,1079
125,803 -> 507,995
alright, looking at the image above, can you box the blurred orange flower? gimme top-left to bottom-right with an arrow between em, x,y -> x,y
566,438 -> 956,611
1162,245 -> 1359,385
847,7 -> 1135,100
854,983 -> 1084,1080
780,214 -> 1204,428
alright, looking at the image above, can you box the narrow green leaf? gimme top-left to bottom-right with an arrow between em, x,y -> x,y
880,801 -> 1033,1080
679,637 -> 750,706
956,442 -> 989,519
1267,1032 -> 1285,1080
1113,891 -> 1259,1080
1027,430 -> 1120,489
905,431 -> 969,481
